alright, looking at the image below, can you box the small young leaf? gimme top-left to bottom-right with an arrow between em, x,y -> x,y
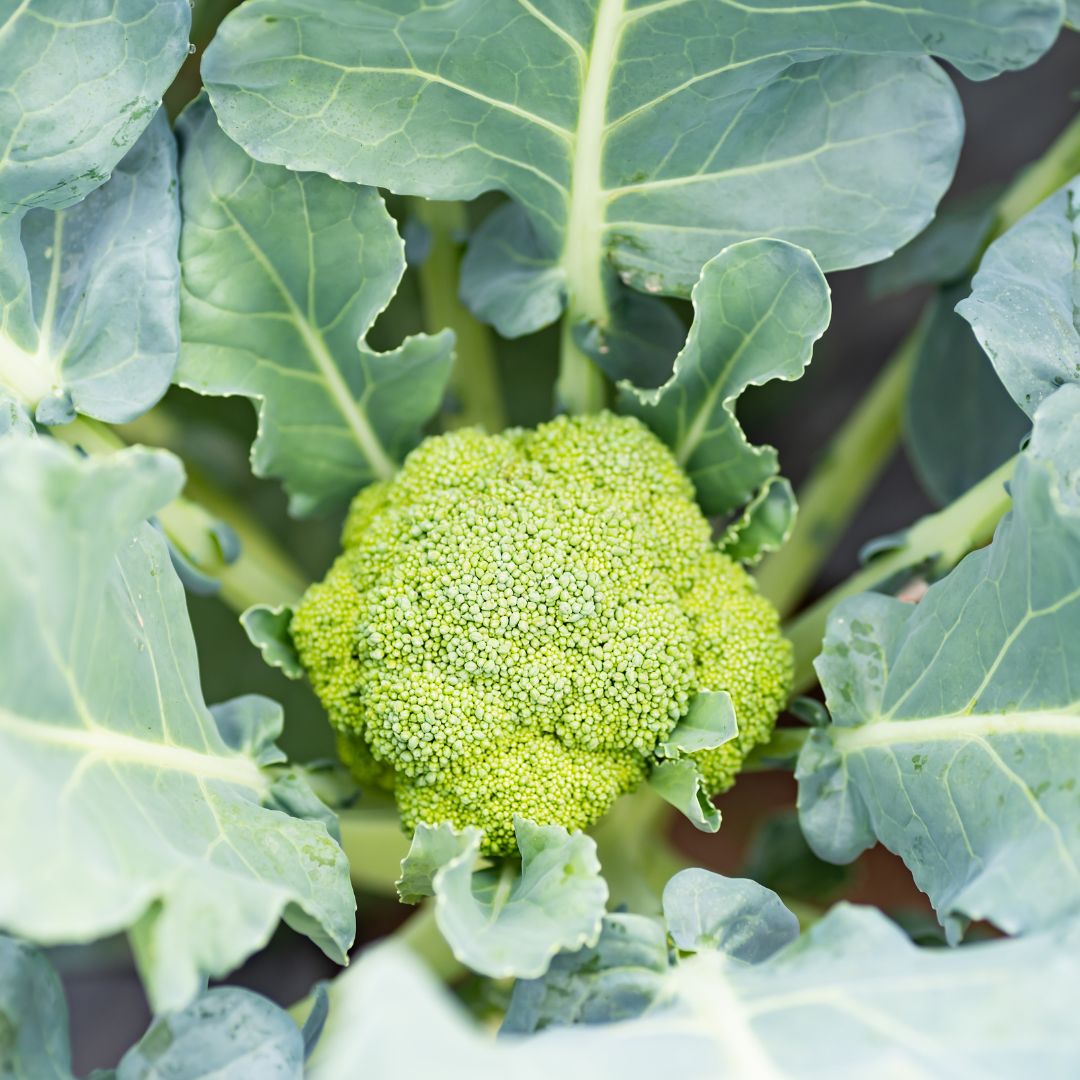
621,240 -> 830,516
661,869 -> 799,962
0,113 -> 181,426
114,988 -> 304,1080
798,384 -> 1080,939
0,439 -> 355,1011
426,818 -> 608,979
719,477 -> 798,565
658,691 -> 738,758
958,177 -> 1080,417
648,759 -> 720,833
502,913 -> 669,1034
176,95 -> 454,516
241,604 -> 303,680
0,0 -> 190,215
397,822 -> 482,905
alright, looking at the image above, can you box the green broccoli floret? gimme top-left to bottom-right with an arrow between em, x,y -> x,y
292,413 -> 791,854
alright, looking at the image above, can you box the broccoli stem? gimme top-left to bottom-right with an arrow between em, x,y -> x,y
50,414 -> 307,612
755,326 -> 919,617
755,110 -> 1080,618
412,199 -> 508,433
556,316 -> 609,415
784,454 -> 1016,695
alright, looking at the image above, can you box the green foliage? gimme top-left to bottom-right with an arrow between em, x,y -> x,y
5,0 -> 1080,1071
291,412 -> 791,852
798,384 -> 1080,939
176,95 -> 455,515
0,113 -> 181,425
0,0 -> 191,216
201,0 -> 1058,382
0,439 -> 354,1011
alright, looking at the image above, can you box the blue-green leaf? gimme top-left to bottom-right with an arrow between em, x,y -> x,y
622,240 -> 829,516
661,868 -> 799,962
0,0 -> 190,215
114,988 -> 305,1079
905,284 -> 1030,506
0,113 -> 180,426
957,177 -> 1080,417
0,438 -> 355,1011
307,906 -> 1080,1078
0,936 -> 74,1080
176,95 -> 454,515
798,384 -> 1080,939
202,0 -> 1054,376
396,821 -> 480,905
502,913 -> 669,1034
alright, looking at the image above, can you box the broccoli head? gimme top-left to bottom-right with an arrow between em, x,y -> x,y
292,413 -> 791,854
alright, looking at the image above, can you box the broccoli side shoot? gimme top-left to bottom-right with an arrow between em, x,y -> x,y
292,413 -> 791,854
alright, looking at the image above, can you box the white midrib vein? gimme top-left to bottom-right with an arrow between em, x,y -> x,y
215,196 -> 397,481
560,0 -> 625,326
835,709 -> 1080,752
0,213 -> 64,407
0,705 -> 270,794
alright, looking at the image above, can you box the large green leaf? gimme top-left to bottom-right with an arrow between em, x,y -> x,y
202,0 -> 1057,377
0,936 -> 73,1080
0,438 -> 355,1011
0,0 -> 191,215
0,112 -> 180,426
621,239 -> 829,516
176,95 -> 454,515
905,283 -> 1030,506
797,383 -> 1080,940
308,905 -> 1080,1079
957,176 -> 1080,418
398,818 -> 608,979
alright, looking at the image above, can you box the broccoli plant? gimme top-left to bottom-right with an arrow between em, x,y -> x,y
2,0 -> 1080,1075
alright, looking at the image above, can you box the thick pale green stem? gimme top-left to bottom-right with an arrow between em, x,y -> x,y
338,807 -> 410,895
413,199 -> 507,432
785,455 -> 1016,694
756,330 -> 919,616
555,0 -> 624,415
50,415 -> 307,612
757,111 -> 1080,621
396,902 -> 467,983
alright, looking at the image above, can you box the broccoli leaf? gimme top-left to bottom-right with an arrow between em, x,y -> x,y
113,988 -> 305,1079
647,758 -> 720,833
307,905 -> 1080,1079
0,113 -> 181,426
661,869 -> 799,962
621,240 -> 829,516
0,0 -> 190,216
401,818 -> 608,979
718,476 -> 797,566
958,176 -> 1080,418
905,283 -> 1030,506
175,95 -> 455,516
502,913 -> 670,1034
798,384 -> 1080,940
201,0 -> 1056,380
658,691 -> 737,757
0,935 -> 74,1080
0,439 -> 355,1011
241,604 -> 304,680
